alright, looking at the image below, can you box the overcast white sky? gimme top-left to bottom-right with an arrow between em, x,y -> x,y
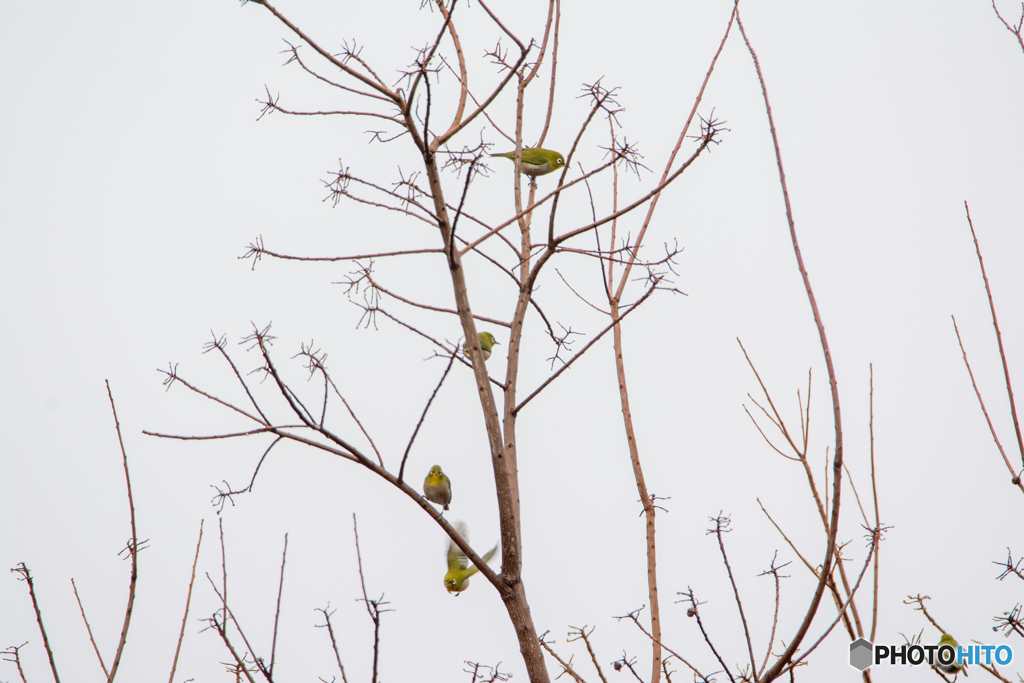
2,2 -> 1023,681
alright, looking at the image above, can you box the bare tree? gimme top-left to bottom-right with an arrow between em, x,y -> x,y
144,0 -> 732,679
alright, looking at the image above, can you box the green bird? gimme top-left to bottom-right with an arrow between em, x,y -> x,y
444,524 -> 499,594
490,147 -> 565,184
423,465 -> 452,511
464,331 -> 499,361
936,634 -> 966,677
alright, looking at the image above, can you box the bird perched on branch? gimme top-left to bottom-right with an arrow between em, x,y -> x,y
936,634 -> 967,677
423,465 -> 452,511
464,331 -> 499,361
490,147 -> 565,185
444,523 -> 499,594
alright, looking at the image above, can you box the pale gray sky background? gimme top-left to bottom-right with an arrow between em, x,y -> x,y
2,2 -> 1023,681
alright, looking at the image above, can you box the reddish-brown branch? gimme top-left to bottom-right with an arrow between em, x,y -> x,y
105,381 -> 138,683
71,578 -> 109,678
737,10 -> 845,680
11,564 -> 61,683
784,534 -> 880,675
992,0 -> 1024,54
612,4 -> 736,299
964,202 -> 1024,474
1,643 -> 30,683
245,0 -> 401,103
283,44 -> 394,104
952,317 -> 1024,493
269,534 -> 288,677
538,633 -> 587,683
535,0 -> 561,148
168,520 -> 203,683
398,349 -> 458,482
244,244 -> 443,265
316,606 -> 350,683
868,364 -> 881,643
567,625 -> 610,683
515,281 -> 660,413
432,0 -> 469,142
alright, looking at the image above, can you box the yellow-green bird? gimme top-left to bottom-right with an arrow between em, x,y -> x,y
490,147 -> 565,183
444,524 -> 499,594
423,465 -> 452,511
936,634 -> 966,676
464,331 -> 499,361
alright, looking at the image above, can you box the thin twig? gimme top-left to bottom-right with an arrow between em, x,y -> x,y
515,281 -> 661,413
1,643 -> 30,683
964,202 -> 1024,476
269,534 -> 289,677
953,317 -> 1024,492
106,380 -> 139,683
72,578 -> 109,678
168,520 -> 204,683
992,0 -> 1024,54
709,515 -> 756,675
784,529 -> 882,675
353,514 -> 388,683
315,606 -> 350,683
205,601 -> 257,683
244,0 -> 401,103
399,348 -> 458,483
868,364 -> 881,642
612,4 -> 736,299
755,553 -> 790,678
617,605 -> 713,683
11,564 -> 61,683
538,633 -> 587,683
206,578 -> 265,680
567,625 -> 609,683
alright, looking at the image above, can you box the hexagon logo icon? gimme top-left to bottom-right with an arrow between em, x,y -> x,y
850,638 -> 873,671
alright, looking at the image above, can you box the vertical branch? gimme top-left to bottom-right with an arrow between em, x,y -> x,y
11,564 -> 61,683
219,517 -> 228,617
535,0 -> 561,148
168,520 -> 204,683
414,9 -> 552,681
353,515 -> 384,683
710,516 -> 757,676
269,534 -> 289,677
316,607 -> 350,683
2,643 -> 30,683
868,365 -> 881,643
596,16 -> 737,674
604,117 -> 620,299
105,380 -> 139,683
736,10 -> 844,680
433,0 -> 468,137
205,592 -> 257,683
72,578 -> 109,678
610,299 -> 662,683
964,202 -> 1024,472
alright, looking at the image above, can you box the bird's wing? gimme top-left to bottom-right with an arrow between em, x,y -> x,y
447,540 -> 470,571
447,521 -> 471,570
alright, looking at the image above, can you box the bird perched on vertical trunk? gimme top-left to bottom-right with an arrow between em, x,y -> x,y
464,332 -> 499,361
490,147 -> 565,185
423,465 -> 452,511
